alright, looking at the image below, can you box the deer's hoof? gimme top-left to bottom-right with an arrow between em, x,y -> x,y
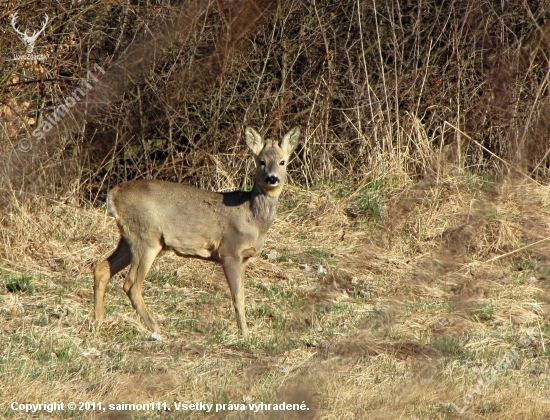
149,332 -> 162,341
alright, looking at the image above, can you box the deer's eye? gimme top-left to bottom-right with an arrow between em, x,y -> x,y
260,160 -> 266,166
279,160 -> 286,166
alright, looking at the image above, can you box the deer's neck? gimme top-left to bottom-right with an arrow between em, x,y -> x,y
250,183 -> 280,232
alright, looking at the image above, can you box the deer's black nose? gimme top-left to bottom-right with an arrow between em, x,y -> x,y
266,175 -> 279,185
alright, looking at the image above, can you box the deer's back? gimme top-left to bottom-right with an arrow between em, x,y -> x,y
108,180 -> 259,260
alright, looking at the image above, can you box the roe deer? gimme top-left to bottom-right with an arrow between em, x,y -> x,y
93,126 -> 301,340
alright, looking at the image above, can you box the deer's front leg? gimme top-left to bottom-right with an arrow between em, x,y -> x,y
222,255 -> 248,340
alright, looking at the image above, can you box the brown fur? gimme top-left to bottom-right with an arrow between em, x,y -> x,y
93,127 -> 300,340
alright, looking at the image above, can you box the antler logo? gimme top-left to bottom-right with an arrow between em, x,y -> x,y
11,12 -> 49,54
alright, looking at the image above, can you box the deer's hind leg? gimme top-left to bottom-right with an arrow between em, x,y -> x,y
94,237 -> 132,322
123,242 -> 163,338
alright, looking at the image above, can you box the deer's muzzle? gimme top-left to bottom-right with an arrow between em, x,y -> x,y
265,175 -> 280,187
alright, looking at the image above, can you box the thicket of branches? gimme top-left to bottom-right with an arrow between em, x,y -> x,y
1,0 -> 550,205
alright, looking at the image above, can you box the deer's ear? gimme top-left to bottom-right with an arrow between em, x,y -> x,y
245,127 -> 264,155
280,127 -> 300,155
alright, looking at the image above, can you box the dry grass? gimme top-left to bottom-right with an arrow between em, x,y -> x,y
1,169 -> 549,419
